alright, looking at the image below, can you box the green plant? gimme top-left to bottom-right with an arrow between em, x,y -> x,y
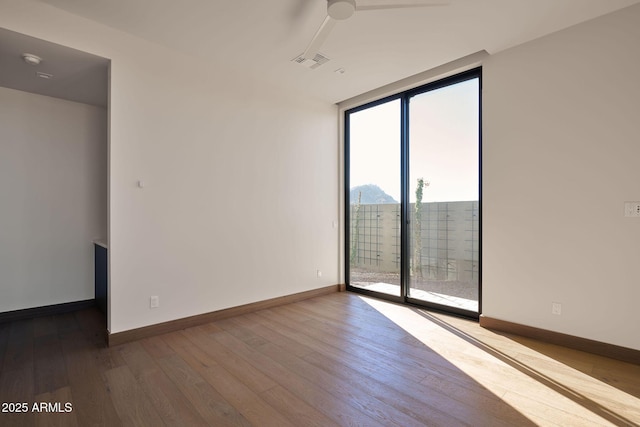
413,178 -> 428,278
350,191 -> 362,265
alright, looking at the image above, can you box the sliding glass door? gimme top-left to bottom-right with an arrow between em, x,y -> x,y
347,99 -> 401,297
346,68 -> 481,317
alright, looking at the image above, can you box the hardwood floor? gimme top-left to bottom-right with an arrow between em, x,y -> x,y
1,292 -> 639,426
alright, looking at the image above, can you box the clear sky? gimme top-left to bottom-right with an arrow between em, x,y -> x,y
349,78 -> 479,203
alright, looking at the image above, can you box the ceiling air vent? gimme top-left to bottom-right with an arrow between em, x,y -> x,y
36,71 -> 54,79
291,53 -> 330,69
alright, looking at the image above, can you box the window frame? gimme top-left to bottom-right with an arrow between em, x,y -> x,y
344,67 -> 482,319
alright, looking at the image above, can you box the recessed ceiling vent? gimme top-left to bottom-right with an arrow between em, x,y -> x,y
291,52 -> 330,69
36,71 -> 54,79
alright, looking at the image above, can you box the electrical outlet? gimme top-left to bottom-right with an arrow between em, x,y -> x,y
150,296 -> 159,308
316,269 -> 322,278
551,302 -> 562,316
624,202 -> 640,217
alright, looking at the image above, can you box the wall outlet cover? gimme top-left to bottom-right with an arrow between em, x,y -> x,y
624,202 -> 640,217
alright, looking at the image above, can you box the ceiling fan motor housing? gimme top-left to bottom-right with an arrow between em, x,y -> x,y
328,0 -> 356,20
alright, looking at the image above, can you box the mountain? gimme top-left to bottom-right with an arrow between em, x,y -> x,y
350,184 -> 397,204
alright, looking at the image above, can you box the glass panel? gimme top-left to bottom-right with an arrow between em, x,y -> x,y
408,78 -> 480,312
348,99 -> 401,296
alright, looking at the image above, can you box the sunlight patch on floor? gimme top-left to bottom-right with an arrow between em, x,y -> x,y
358,295 -> 640,426
355,282 -> 478,312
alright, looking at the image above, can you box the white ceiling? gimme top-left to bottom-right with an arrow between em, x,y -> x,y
3,0 -> 639,105
0,27 -> 109,107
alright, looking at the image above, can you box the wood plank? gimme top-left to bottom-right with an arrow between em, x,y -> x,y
0,366 -> 35,427
286,299 -> 525,386
213,318 -> 270,348
154,352 -> 252,427
61,330 -> 121,427
33,386 -> 78,427
114,341 -> 209,427
73,307 -> 108,346
102,365 -> 165,426
2,318 -> 34,372
164,341 -> 295,427
198,362 -> 295,427
252,303 -> 527,410
258,385 -> 341,427
197,325 -> 387,427
228,310 -> 495,426
256,341 -> 432,427
268,296 -> 640,426
95,342 -> 128,371
591,363 -> 640,397
260,304 -> 461,383
140,335 -> 176,360
2,297 -> 640,426
213,320 -> 431,427
32,316 -> 58,339
53,313 -> 80,337
0,321 -> 10,372
223,314 -> 316,358
181,327 -> 278,393
33,334 -> 68,395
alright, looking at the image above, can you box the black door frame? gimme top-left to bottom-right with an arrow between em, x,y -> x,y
344,67 -> 482,320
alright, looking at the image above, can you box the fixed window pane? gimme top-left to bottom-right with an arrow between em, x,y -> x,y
408,78 -> 480,312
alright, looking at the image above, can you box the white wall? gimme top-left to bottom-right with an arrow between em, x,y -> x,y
0,87 -> 107,312
8,0 -> 635,352
0,0 -> 339,333
483,4 -> 640,350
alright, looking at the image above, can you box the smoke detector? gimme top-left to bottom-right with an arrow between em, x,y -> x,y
22,53 -> 42,66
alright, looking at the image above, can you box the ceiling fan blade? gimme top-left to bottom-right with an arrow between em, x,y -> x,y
356,1 -> 449,12
303,15 -> 336,59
